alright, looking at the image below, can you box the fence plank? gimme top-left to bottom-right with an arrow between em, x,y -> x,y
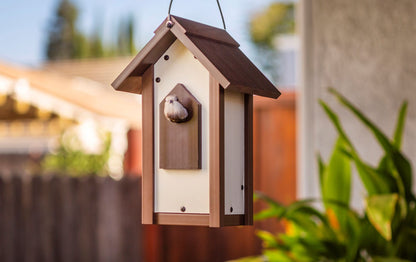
12,176 -> 25,262
0,176 -> 6,262
120,176 -> 141,262
23,176 -> 34,262
2,176 -> 15,262
61,177 -> 78,262
97,177 -> 122,262
77,176 -> 98,262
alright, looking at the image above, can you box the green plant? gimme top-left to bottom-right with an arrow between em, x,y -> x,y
243,89 -> 416,262
42,130 -> 112,177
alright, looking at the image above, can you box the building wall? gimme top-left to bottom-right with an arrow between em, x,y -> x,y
300,0 -> 416,204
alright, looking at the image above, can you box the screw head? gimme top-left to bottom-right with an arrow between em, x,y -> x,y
155,77 -> 161,83
164,55 -> 169,61
180,206 -> 186,212
166,21 -> 174,28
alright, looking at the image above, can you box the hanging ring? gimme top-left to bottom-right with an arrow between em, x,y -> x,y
167,0 -> 226,30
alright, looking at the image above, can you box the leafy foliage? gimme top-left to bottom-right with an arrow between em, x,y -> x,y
249,3 -> 295,48
241,89 -> 415,261
46,0 -> 137,60
248,2 -> 295,83
42,131 -> 111,177
46,0 -> 83,60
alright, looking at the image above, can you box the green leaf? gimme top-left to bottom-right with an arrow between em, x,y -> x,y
321,138 -> 352,236
320,101 -> 391,195
391,151 -> 414,201
329,88 -> 394,153
393,101 -> 408,149
264,249 -> 294,262
319,100 -> 353,148
256,230 -> 279,249
317,153 -> 326,198
322,137 -> 351,206
365,194 -> 399,241
373,257 -> 412,262
254,192 -> 286,221
354,159 -> 392,195
254,208 -> 283,221
230,256 -> 266,262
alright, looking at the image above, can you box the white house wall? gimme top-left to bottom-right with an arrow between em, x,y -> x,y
299,0 -> 416,208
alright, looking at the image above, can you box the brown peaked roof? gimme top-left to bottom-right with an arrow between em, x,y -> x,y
112,15 -> 280,99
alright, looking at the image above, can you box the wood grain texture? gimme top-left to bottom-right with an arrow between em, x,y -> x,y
171,16 -> 239,47
209,76 -> 224,228
159,84 -> 201,169
142,66 -> 155,224
170,24 -> 231,91
186,35 -> 280,99
112,15 -> 280,99
111,26 -> 175,92
244,94 -> 254,225
154,213 -> 209,226
224,215 -> 245,226
117,76 -> 142,94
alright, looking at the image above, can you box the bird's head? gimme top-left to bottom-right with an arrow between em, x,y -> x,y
165,95 -> 178,104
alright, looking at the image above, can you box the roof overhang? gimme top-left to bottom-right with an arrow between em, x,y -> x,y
112,16 -> 281,99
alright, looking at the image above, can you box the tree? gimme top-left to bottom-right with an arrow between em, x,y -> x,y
116,16 -> 136,56
90,21 -> 105,58
249,2 -> 295,83
46,0 -> 86,60
45,0 -> 137,60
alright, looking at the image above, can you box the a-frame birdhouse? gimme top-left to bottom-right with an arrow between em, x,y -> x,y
112,16 -> 280,227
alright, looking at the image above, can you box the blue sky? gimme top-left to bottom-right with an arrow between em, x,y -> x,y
0,0 -> 276,67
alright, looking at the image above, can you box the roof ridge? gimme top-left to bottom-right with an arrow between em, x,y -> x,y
112,16 -> 280,99
171,15 -> 239,47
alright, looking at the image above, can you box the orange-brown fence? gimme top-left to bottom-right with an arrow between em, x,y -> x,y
0,91 -> 296,262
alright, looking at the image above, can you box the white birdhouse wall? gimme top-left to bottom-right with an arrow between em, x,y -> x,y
153,39 -> 246,216
154,40 -> 210,214
224,91 -> 245,215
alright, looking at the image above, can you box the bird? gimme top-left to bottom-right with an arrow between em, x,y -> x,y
164,95 -> 188,123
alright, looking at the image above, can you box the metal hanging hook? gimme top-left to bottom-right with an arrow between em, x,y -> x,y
167,0 -> 227,30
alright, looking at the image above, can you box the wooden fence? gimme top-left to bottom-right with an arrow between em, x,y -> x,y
0,175 -> 141,262
0,92 -> 296,262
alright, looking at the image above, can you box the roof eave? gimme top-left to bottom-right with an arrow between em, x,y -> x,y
111,15 -> 281,99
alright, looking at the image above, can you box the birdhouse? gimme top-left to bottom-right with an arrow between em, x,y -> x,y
112,16 -> 280,227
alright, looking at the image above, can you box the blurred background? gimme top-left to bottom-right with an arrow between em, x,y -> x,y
0,0 -> 415,261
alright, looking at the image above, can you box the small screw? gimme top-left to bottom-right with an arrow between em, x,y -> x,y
180,206 -> 186,212
194,56 -> 198,60
230,207 -> 233,213
164,55 -> 169,61
155,77 -> 161,83
241,185 -> 244,190
166,21 -> 174,28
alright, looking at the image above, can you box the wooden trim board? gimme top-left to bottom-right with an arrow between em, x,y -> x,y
209,75 -> 225,227
244,94 -> 254,225
159,84 -> 201,169
224,215 -> 245,226
155,213 -> 209,226
142,66 -> 155,224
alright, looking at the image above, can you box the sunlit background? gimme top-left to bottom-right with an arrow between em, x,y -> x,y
0,0 -> 297,179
